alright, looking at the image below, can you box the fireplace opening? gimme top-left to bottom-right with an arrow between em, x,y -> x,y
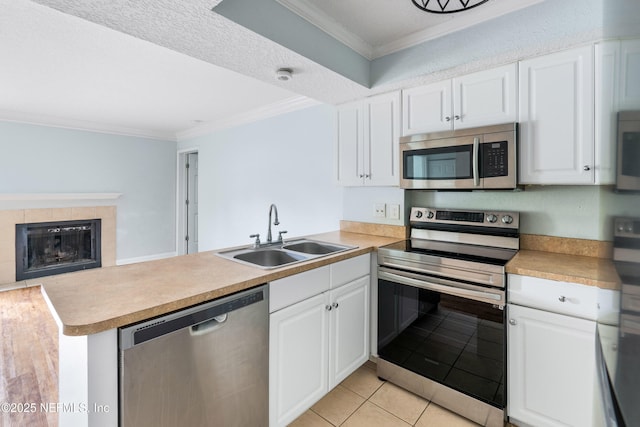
15,219 -> 102,281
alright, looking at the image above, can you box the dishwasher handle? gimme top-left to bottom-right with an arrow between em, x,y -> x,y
119,285 -> 267,350
190,313 -> 228,336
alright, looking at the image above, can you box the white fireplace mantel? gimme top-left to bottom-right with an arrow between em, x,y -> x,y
0,193 -> 122,201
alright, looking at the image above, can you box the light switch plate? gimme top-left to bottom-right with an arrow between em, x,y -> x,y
389,204 -> 400,220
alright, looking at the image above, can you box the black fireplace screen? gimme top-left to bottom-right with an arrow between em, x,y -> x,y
15,219 -> 102,281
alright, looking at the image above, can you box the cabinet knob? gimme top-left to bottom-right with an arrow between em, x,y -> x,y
325,305 -> 332,311
365,174 -> 371,179
445,116 -> 451,122
509,319 -> 517,326
559,296 -> 567,302
332,302 -> 339,309
454,115 -> 460,121
359,174 -> 364,178
583,165 -> 591,171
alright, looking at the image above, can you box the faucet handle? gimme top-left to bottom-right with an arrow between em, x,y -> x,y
249,234 -> 261,248
278,230 -> 288,243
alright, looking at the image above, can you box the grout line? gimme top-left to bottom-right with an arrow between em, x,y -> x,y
309,408 -> 338,426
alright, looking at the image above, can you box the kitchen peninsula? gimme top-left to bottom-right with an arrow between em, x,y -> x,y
40,229 -> 403,427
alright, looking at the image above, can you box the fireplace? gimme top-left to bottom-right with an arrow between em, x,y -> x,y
15,219 -> 102,281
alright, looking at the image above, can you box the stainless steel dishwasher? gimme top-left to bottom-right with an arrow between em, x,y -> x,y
119,285 -> 268,427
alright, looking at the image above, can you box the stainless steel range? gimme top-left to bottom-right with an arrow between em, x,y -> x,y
377,207 -> 519,427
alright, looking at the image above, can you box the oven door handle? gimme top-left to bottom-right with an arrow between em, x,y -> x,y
473,137 -> 480,187
378,268 -> 504,307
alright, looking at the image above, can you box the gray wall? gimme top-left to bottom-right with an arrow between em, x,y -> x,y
178,104 -> 343,251
0,121 -> 177,261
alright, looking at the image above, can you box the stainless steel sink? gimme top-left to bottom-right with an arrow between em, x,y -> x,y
233,249 -> 306,267
282,241 -> 346,255
216,239 -> 356,269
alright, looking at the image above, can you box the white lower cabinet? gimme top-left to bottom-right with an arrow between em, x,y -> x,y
269,256 -> 370,427
507,274 -> 602,427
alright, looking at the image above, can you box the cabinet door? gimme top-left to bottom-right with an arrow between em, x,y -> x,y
619,39 -> 640,110
595,41 -> 620,185
336,102 -> 364,186
364,92 -> 400,186
402,80 -> 452,135
453,63 -> 517,129
270,293 -> 329,427
507,304 -> 597,427
519,46 -> 595,184
328,276 -> 370,389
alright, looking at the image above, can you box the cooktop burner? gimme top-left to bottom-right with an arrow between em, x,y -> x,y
382,239 -> 518,266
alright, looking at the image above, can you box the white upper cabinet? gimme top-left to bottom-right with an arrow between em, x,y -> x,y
518,46 -> 595,184
402,80 -> 452,134
336,91 -> 400,187
595,41 -> 620,185
619,39 -> 640,110
402,63 -> 517,136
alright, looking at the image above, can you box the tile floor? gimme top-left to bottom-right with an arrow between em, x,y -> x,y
289,361 -> 480,427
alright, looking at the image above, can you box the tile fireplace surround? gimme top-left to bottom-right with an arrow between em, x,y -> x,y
0,206 -> 116,287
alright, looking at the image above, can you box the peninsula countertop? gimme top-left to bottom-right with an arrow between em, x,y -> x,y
41,231 -> 402,336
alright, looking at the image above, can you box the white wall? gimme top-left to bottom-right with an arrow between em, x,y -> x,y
179,104 -> 343,251
0,121 -> 177,261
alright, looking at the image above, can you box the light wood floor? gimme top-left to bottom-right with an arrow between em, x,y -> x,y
1,286 -> 58,427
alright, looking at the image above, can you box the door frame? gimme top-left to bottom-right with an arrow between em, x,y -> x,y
176,148 -> 199,255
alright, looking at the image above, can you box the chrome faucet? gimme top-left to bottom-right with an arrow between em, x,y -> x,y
266,204 -> 280,243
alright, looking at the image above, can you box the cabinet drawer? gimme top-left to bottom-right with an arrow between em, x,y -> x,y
508,274 -> 599,320
330,254 -> 370,289
270,266 -> 330,313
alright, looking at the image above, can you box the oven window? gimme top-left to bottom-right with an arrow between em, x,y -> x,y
403,145 -> 473,180
621,132 -> 640,178
378,279 -> 505,408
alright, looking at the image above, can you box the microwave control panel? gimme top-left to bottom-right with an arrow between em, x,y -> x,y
481,141 -> 508,178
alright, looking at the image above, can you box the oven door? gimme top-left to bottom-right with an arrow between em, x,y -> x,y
378,267 -> 506,409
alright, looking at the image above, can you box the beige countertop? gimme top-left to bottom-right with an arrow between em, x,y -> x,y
506,249 -> 620,290
41,225 -> 621,336
41,231 -> 402,336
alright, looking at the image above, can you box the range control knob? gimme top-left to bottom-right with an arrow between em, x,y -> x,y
502,215 -> 514,224
427,210 -> 435,219
486,214 -> 498,223
627,224 -> 634,232
415,210 -> 423,219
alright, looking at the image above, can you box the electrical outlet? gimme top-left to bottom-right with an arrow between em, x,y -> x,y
389,204 -> 400,220
374,203 -> 386,218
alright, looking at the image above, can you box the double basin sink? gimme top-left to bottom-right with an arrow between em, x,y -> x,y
217,239 -> 357,269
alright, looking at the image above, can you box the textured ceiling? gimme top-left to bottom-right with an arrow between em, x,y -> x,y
3,0 -> 608,140
1,0 -> 311,140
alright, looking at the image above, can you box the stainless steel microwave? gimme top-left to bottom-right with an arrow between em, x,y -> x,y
400,123 -> 518,190
616,111 -> 640,192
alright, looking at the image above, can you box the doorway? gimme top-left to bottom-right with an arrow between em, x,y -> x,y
177,150 -> 199,255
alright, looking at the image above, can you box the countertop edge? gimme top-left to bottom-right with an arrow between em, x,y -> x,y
44,231 -> 400,336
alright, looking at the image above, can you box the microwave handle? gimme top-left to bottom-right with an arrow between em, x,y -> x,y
473,137 -> 480,187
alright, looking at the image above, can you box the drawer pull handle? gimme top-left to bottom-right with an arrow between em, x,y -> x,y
559,296 -> 567,302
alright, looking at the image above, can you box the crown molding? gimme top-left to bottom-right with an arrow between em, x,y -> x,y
374,0 -> 544,58
0,109 -> 175,141
276,0 -> 374,59
277,0 -> 544,60
176,96 -> 321,141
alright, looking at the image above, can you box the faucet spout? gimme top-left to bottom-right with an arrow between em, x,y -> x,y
267,204 -> 279,243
